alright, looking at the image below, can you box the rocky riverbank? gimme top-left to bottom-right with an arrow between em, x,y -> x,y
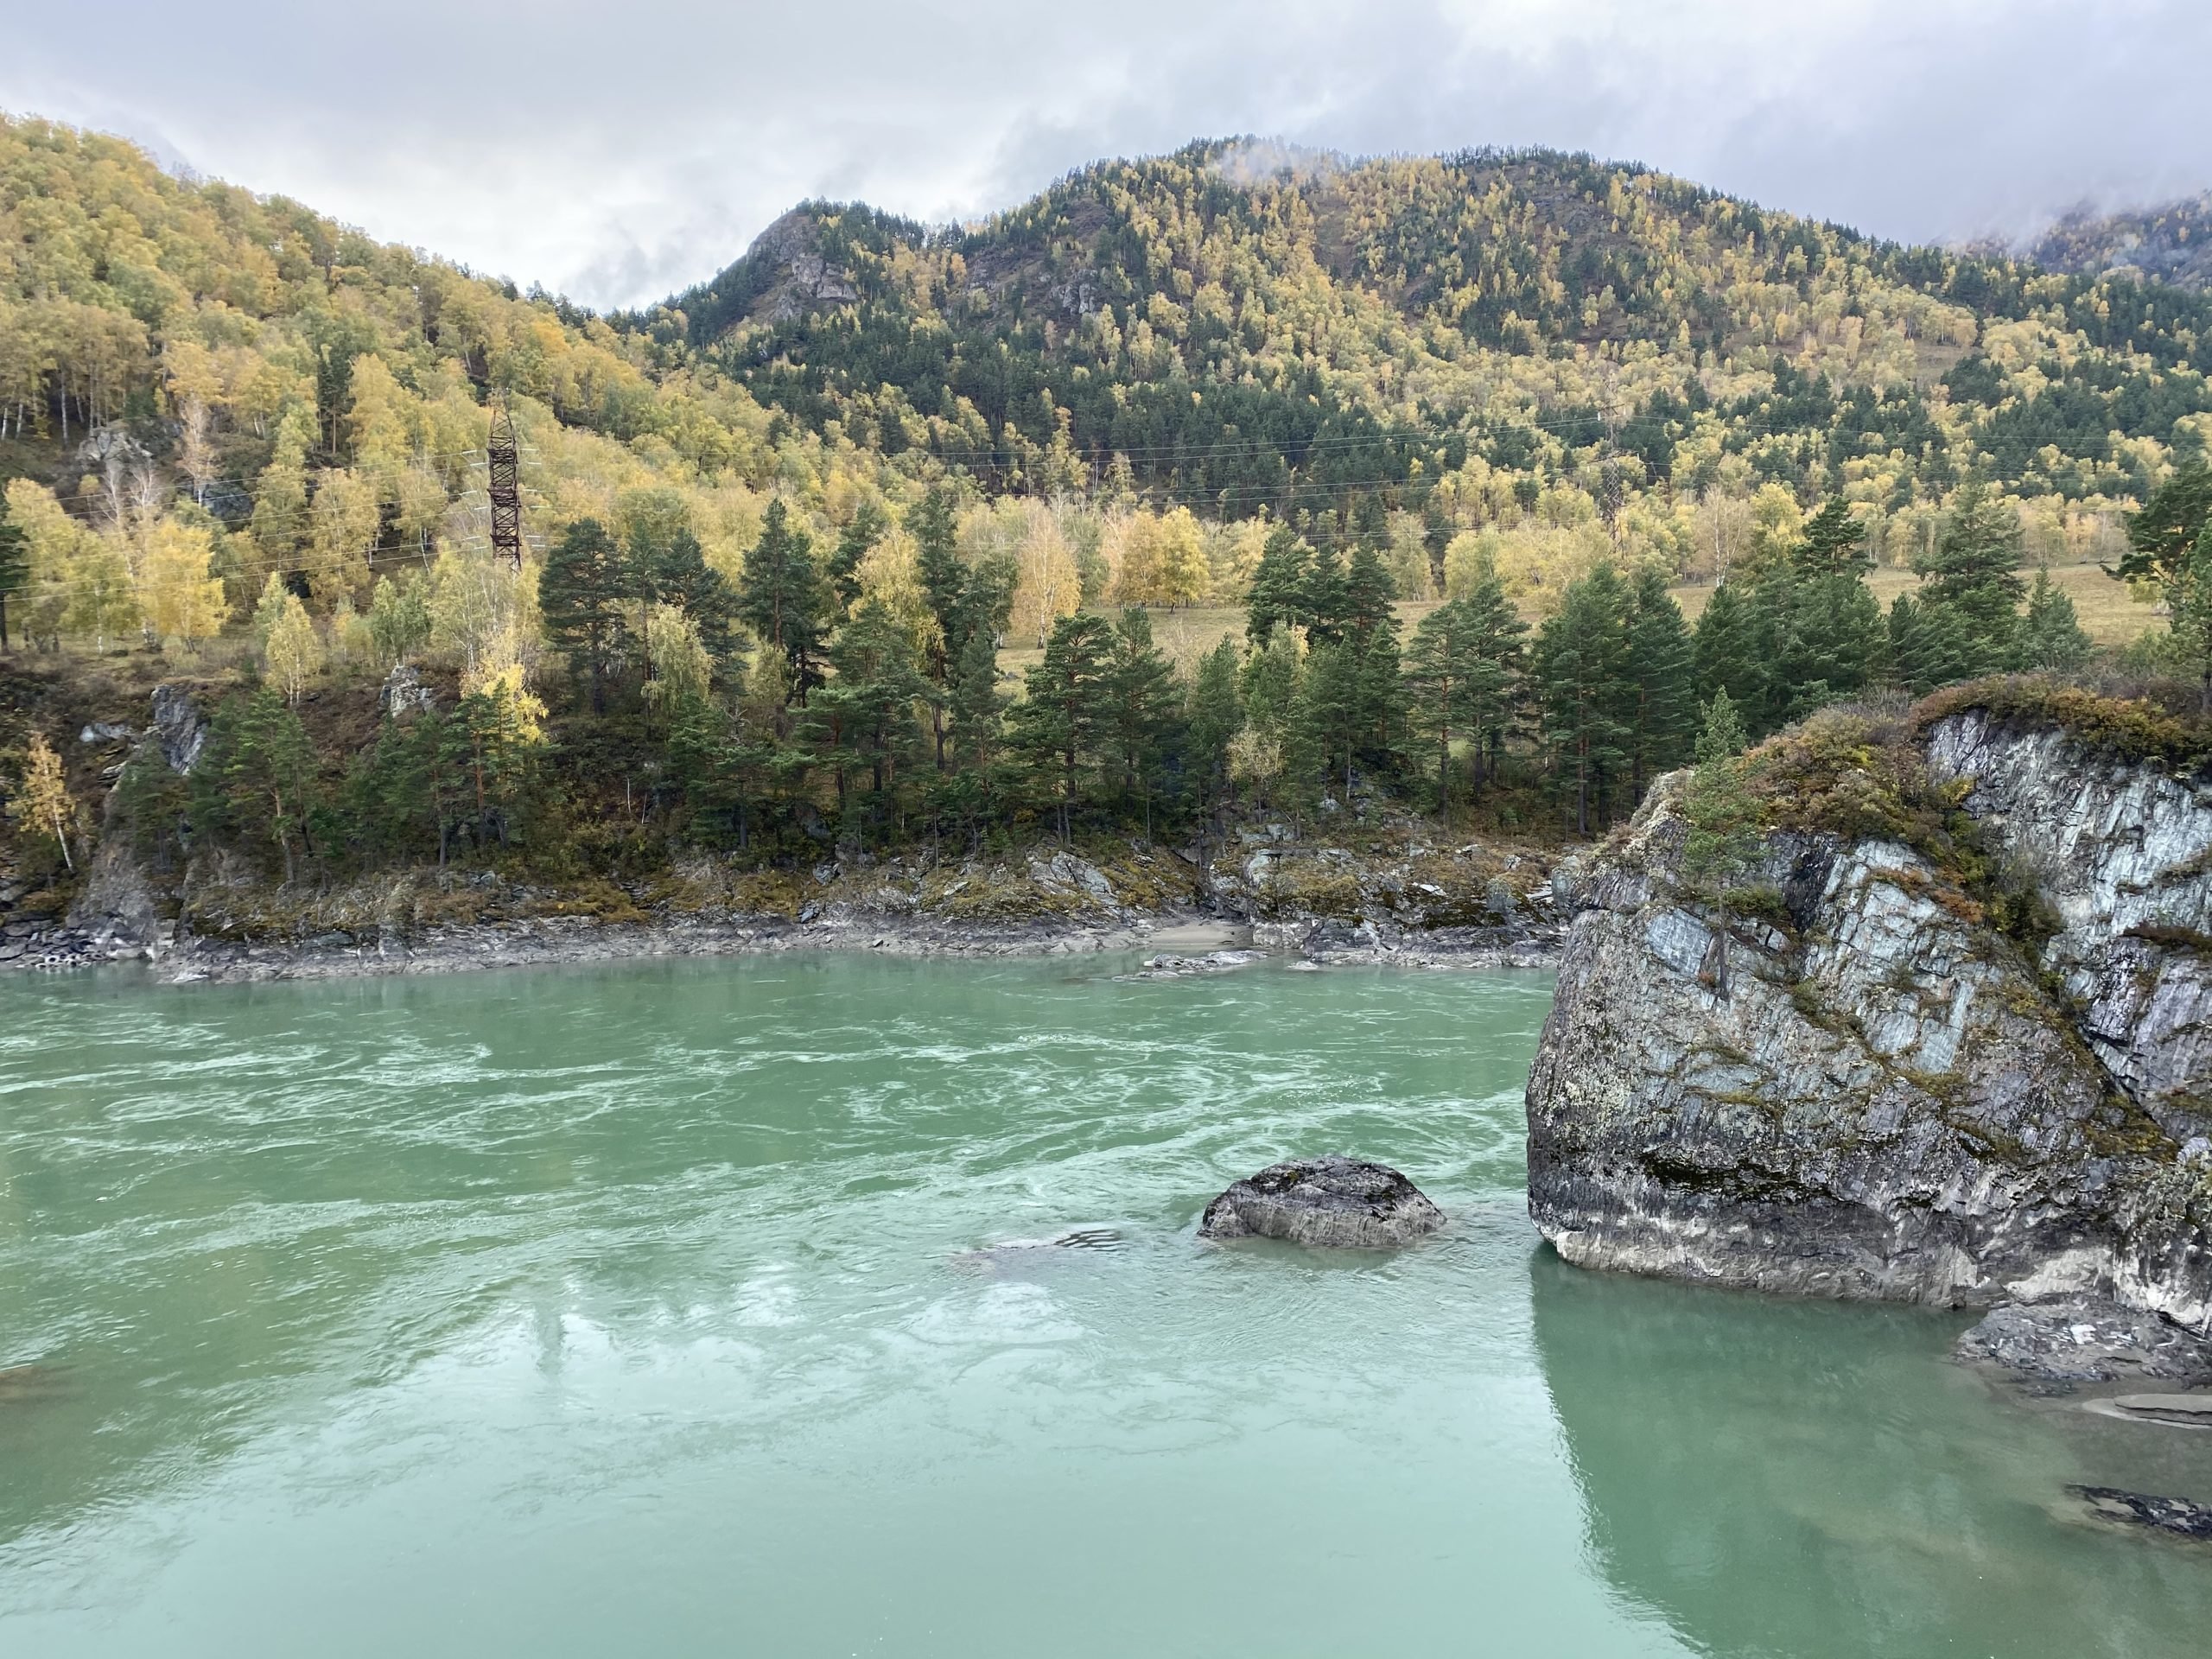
7,859 -> 1571,984
5,817 -> 1568,989
1524,684 -> 2212,1370
2,680 -> 1577,982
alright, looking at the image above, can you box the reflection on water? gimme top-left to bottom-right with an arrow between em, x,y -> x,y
1530,1249 -> 2212,1656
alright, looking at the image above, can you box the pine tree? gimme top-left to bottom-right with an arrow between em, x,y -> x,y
1694,687 -> 1749,765
540,518 -> 631,714
1404,598 -> 1507,810
947,623 -> 1008,769
633,527 -> 739,667
2017,569 -> 2093,673
1007,611 -> 1116,840
1887,592 -> 1976,694
1754,558 -> 1886,725
1302,544 -> 1351,644
448,665 -> 546,850
910,486 -> 965,677
1693,583 -> 1767,729
197,689 -> 319,882
829,501 -> 889,610
1241,625 -> 1301,747
1794,496 -> 1869,575
1341,541 -> 1397,640
935,623 -> 1010,847
666,684 -> 741,841
1351,491 -> 1389,555
1915,479 -> 2025,671
737,499 -> 831,698
1622,566 -> 1696,802
802,598 -> 930,823
1451,554 -> 1529,789
1532,564 -> 1632,835
1185,638 -> 1243,835
1245,525 -> 1312,643
2118,466 -> 2212,589
1106,608 -> 1181,830
1296,638 -> 1365,804
1352,625 -> 1408,788
1421,499 -> 1452,594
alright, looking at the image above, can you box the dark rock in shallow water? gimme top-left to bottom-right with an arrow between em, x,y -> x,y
2071,1486 -> 2212,1541
1198,1157 -> 1444,1247
1955,1298 -> 2212,1389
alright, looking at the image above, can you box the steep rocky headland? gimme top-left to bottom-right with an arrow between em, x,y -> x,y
1526,682 -> 2212,1351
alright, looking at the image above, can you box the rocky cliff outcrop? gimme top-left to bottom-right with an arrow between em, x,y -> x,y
1526,697 -> 2212,1336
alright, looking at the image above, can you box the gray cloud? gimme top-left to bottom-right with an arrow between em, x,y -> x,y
2,0 -> 2205,310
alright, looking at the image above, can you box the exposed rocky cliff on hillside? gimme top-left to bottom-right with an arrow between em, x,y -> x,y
1526,691 -> 2212,1341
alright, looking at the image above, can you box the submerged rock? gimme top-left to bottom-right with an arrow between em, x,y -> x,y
0,1363 -> 66,1404
1198,1156 -> 1444,1247
2070,1486 -> 2212,1541
952,1227 -> 1126,1270
1955,1298 -> 2212,1388
1121,949 -> 1263,980
2108,1393 -> 2212,1424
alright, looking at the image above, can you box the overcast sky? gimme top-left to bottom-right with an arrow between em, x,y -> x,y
3,0 -> 2205,311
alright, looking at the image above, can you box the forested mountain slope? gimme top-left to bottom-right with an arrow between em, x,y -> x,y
634,141 -> 2212,547
4,116 -> 2212,934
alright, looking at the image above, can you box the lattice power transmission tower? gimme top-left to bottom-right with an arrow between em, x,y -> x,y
487,393 -> 523,569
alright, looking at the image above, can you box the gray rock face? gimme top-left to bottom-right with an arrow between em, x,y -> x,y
1955,1297 -> 2212,1386
1526,710 -> 2212,1338
149,684 -> 207,774
1927,715 -> 2212,1149
380,663 -> 438,719
1199,1157 -> 1445,1247
742,210 -> 861,325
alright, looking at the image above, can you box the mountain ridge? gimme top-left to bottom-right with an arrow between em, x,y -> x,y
615,138 -> 2212,521
2010,190 -> 2212,293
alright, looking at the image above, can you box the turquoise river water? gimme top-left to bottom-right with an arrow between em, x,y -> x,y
3,956 -> 2212,1656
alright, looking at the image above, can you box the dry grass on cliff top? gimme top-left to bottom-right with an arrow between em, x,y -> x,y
1745,699 -> 1978,865
1745,676 -> 2212,856
1740,695 -> 2067,951
1916,674 -> 2212,772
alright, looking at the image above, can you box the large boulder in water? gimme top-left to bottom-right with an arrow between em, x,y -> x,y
1198,1156 -> 1444,1247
